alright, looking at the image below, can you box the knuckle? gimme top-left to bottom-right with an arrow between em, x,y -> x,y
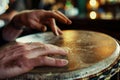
27,20 -> 34,27
42,44 -> 49,51
48,11 -> 55,16
53,10 -> 58,13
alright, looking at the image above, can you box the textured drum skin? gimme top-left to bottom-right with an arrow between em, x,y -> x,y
14,30 -> 120,80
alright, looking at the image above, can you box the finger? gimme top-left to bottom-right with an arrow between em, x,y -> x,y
24,42 -> 45,50
46,44 -> 68,55
25,44 -> 68,59
30,56 -> 68,67
1,43 -> 27,61
45,11 -> 72,24
3,42 -> 46,62
57,26 -> 63,35
47,18 -> 59,36
54,10 -> 72,24
51,18 -> 59,36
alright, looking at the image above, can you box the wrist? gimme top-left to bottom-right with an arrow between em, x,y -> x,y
0,27 -> 9,46
2,24 -> 24,42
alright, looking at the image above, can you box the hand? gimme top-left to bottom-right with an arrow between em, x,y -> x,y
2,10 -> 72,41
0,42 -> 68,79
11,10 -> 72,35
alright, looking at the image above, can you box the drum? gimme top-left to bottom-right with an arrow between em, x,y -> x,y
10,30 -> 120,80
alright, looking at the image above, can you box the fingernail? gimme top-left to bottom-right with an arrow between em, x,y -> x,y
62,60 -> 68,65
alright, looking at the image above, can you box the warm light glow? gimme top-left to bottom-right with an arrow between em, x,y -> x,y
100,12 -> 113,19
89,0 -> 97,7
88,0 -> 99,9
63,31 -> 77,41
89,11 -> 97,19
100,0 -> 106,5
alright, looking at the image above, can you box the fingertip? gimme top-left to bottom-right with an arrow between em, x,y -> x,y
67,20 -> 72,24
57,28 -> 63,35
62,47 -> 70,54
60,59 -> 69,66
58,31 -> 63,35
64,50 -> 68,55
55,31 -> 59,36
60,49 -> 68,55
53,31 -> 59,36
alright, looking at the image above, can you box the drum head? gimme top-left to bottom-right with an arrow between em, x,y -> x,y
16,30 -> 120,80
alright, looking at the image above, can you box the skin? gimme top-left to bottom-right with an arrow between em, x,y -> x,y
0,42 -> 68,79
2,10 -> 72,41
0,10 -> 72,79
0,10 -> 17,21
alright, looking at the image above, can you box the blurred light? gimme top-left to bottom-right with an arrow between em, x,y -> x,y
63,30 -> 77,42
89,0 -> 97,7
88,0 -> 99,9
65,8 -> 79,17
100,12 -> 113,19
107,0 -> 115,2
89,11 -> 97,19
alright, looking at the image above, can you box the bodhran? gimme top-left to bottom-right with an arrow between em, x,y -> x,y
12,30 -> 120,80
